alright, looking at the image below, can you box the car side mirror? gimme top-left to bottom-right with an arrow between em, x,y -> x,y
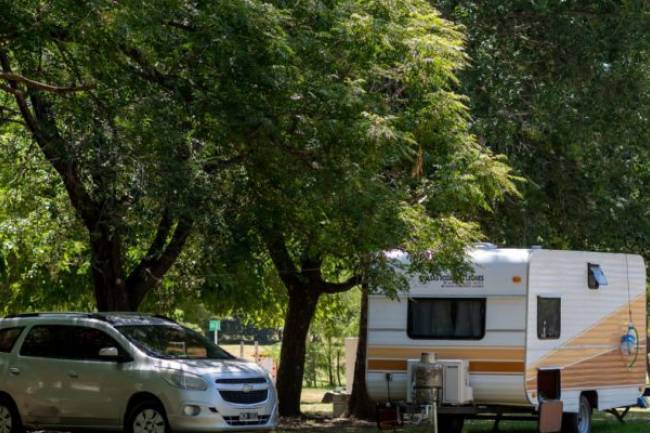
99,346 -> 120,359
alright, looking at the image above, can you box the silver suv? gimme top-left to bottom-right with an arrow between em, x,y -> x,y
0,313 -> 278,433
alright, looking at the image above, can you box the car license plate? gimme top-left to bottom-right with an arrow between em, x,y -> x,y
240,412 -> 258,422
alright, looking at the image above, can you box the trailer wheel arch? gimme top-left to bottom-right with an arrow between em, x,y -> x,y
562,394 -> 594,433
581,391 -> 598,411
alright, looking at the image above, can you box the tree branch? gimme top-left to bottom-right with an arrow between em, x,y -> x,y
0,83 -> 21,95
262,230 -> 362,294
164,21 -> 196,32
0,54 -> 36,129
0,50 -> 100,227
300,255 -> 361,294
119,46 -> 195,103
0,117 -> 25,127
318,274 -> 362,294
29,91 -> 101,226
202,156 -> 244,174
126,216 -> 194,308
260,229 -> 303,291
0,106 -> 20,117
0,106 -> 22,125
143,208 -> 175,260
0,72 -> 93,93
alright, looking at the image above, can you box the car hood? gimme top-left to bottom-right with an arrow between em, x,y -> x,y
154,358 -> 267,379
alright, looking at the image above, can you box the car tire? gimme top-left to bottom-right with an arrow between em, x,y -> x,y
125,399 -> 170,433
562,395 -> 592,433
438,414 -> 464,433
0,395 -> 23,433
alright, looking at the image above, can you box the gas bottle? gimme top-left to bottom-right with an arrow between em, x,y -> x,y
413,352 -> 443,405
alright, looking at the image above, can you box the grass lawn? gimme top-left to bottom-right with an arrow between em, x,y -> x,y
292,389 -> 650,432
278,415 -> 650,433
221,344 -> 275,359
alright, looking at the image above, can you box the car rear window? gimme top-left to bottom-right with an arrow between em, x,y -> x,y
0,327 -> 24,353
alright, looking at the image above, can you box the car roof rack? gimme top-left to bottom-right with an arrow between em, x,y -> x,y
3,312 -> 178,323
3,313 -> 39,318
3,312 -> 110,321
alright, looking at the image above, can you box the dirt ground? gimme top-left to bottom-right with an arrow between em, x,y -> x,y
277,415 -> 650,433
288,388 -> 650,433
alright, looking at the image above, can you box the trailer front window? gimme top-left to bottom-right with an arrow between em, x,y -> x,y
407,298 -> 485,340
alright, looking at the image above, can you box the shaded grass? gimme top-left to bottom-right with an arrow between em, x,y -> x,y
278,417 -> 650,433
464,416 -> 650,433
293,388 -> 650,433
221,344 -> 278,359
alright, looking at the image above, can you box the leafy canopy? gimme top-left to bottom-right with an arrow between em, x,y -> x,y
182,0 -> 520,320
1,0 -> 518,316
436,0 -> 650,254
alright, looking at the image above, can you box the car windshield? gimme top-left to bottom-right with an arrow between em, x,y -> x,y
116,325 -> 234,360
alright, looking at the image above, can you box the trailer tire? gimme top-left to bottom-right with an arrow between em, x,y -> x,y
438,414 -> 464,433
562,395 -> 592,433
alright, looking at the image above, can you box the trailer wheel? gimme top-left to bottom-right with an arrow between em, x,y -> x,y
438,414 -> 464,433
562,395 -> 592,433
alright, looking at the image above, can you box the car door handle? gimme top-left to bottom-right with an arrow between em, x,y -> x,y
68,370 -> 79,378
8,367 -> 20,376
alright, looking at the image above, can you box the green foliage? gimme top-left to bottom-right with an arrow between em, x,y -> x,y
0,0 -> 298,309
187,0 -> 519,307
0,131 -> 92,313
305,289 -> 360,388
435,1 -> 650,255
1,0 -> 518,329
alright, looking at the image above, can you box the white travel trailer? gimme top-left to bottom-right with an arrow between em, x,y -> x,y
367,246 -> 647,433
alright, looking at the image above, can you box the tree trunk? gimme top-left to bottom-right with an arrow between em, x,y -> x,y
348,285 -> 375,419
90,230 -> 133,311
0,54 -> 194,315
306,343 -> 316,388
336,349 -> 342,387
276,287 -> 320,417
327,336 -> 335,387
311,347 -> 317,387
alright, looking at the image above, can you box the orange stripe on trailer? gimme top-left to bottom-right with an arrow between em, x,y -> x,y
368,359 -> 407,370
470,361 -> 525,373
367,346 -> 525,361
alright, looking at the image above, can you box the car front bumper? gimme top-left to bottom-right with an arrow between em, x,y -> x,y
167,401 -> 278,432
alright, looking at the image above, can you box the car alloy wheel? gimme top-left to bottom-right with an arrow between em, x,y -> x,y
133,408 -> 166,433
0,405 -> 13,433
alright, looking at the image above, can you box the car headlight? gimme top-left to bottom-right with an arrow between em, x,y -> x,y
163,370 -> 209,391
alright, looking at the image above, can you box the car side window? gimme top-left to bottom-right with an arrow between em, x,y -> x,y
71,326 -> 128,360
20,326 -> 60,357
0,327 -> 24,353
21,325 -> 127,361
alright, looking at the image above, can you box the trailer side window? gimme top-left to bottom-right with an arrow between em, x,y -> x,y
407,298 -> 485,340
537,297 -> 561,339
